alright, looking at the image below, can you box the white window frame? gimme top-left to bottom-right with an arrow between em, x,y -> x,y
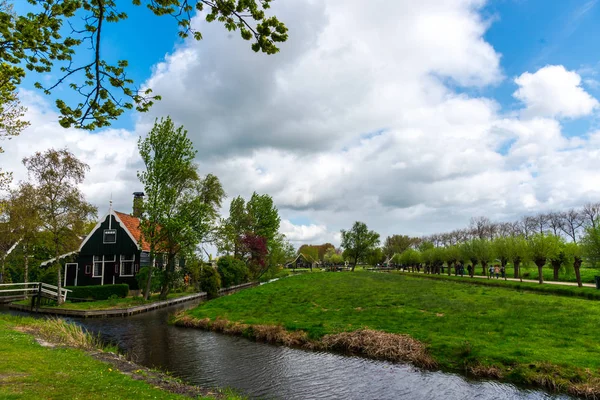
92,256 -> 102,278
103,229 -> 117,244
92,255 -> 115,285
120,254 -> 135,277
64,263 -> 78,287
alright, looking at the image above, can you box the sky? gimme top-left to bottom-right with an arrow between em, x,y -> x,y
4,0 -> 600,249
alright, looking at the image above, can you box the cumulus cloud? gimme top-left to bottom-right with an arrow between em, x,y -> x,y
4,1 -> 600,249
514,65 -> 599,119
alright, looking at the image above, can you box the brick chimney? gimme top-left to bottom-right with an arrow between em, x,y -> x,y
132,192 -> 144,218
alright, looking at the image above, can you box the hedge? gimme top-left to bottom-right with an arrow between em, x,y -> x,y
65,284 -> 129,300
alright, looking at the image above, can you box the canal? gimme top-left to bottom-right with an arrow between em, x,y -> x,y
45,301 -> 570,400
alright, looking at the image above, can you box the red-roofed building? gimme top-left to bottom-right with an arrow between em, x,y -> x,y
50,200 -> 181,289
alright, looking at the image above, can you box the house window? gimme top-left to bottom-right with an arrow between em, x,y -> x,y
93,256 -> 102,277
103,229 -> 117,244
120,254 -> 135,277
93,255 -> 116,278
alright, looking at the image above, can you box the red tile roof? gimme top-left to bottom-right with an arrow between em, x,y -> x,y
114,211 -> 151,251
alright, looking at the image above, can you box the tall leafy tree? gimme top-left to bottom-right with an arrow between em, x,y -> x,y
382,235 -> 416,259
6,183 -> 42,285
528,233 -> 561,284
247,192 -> 281,245
22,149 -> 96,303
1,0 -> 288,130
340,221 -> 380,271
138,117 -> 225,299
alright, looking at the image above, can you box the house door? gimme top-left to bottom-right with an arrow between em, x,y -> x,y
65,263 -> 78,286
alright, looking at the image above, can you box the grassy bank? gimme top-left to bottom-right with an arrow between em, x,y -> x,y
13,292 -> 193,311
178,272 -> 600,397
0,314 -> 240,399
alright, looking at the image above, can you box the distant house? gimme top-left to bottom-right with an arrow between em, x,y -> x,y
285,253 -> 317,269
41,194 -> 182,289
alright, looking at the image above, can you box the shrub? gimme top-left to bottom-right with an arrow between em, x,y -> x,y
200,266 -> 221,299
217,256 -> 249,288
136,267 -> 161,296
65,284 -> 129,300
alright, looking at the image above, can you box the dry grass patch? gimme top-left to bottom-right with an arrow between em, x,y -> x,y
320,329 -> 437,368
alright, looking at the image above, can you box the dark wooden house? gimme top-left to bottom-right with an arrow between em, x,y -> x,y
42,204 -> 180,290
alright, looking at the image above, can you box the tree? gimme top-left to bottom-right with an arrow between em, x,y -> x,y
240,232 -> 269,279
559,209 -> 583,243
581,226 -> 600,267
1,0 -> 288,130
528,233 -> 561,284
6,183 -> 42,286
22,149 -> 96,304
219,196 -> 250,257
247,192 -> 281,245
398,248 -> 421,271
217,255 -> 248,288
382,235 -> 416,259
324,247 -> 344,266
472,238 -> 494,276
548,239 -> 567,281
138,117 -> 225,299
564,242 -> 584,287
443,245 -> 460,276
459,241 -> 478,277
0,3 -> 29,189
492,237 -> 511,280
340,221 -> 380,271
582,202 -> 600,229
507,236 -> 529,280
366,247 -> 384,266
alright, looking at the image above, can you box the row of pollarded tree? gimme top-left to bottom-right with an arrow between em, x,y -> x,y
394,234 -> 588,286
420,204 -> 600,248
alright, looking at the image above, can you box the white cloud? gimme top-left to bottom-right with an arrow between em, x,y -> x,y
514,65 -> 599,119
4,1 -> 600,250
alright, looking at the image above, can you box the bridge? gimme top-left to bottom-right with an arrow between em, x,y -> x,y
0,282 -> 72,309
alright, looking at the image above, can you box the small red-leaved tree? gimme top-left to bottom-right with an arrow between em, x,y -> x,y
240,233 -> 268,280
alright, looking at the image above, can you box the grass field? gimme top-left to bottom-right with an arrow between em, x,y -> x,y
183,272 -> 600,395
0,314 -> 238,399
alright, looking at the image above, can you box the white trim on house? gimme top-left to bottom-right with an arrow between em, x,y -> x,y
120,254 -> 135,277
78,210 -> 141,252
63,263 -> 78,287
92,256 -> 102,278
40,251 -> 78,267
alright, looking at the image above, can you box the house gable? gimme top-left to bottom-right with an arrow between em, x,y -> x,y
79,213 -> 139,256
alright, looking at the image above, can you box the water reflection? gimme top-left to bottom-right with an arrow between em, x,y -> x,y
74,303 -> 571,400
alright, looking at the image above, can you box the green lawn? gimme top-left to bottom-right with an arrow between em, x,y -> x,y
0,315 -> 225,399
184,272 -> 600,394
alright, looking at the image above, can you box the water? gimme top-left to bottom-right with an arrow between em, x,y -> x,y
48,302 -> 569,400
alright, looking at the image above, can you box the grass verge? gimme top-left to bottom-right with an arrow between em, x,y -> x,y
13,292 -> 194,311
176,272 -> 600,398
0,314 -> 243,399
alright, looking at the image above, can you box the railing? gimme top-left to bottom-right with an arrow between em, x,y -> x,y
0,282 -> 72,303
